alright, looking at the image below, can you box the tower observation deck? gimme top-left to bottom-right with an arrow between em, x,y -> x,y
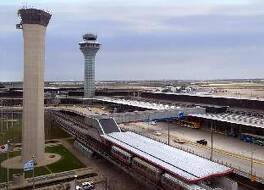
79,34 -> 101,98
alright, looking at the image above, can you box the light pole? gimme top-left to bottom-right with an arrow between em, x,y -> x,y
148,114 -> 150,126
1,99 -> 4,133
250,144 -> 256,182
210,120 -> 214,161
32,155 -> 36,189
167,124 -> 170,145
6,140 -> 10,190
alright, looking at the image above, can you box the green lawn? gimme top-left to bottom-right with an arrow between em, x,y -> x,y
0,151 -> 22,183
0,144 -> 85,183
46,145 -> 85,173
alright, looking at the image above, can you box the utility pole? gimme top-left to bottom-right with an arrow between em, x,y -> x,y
1,100 -> 3,133
11,112 -> 14,128
210,120 -> 214,161
32,155 -> 35,189
250,144 -> 255,182
148,114 -> 150,125
6,140 -> 10,190
250,150 -> 253,177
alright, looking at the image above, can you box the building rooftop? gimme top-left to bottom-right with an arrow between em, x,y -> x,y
102,131 -> 232,183
190,112 -> 264,129
96,97 -> 179,110
95,97 -> 205,114
153,91 -> 264,102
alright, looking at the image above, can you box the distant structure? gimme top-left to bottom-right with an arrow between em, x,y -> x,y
17,8 -> 51,162
79,34 -> 100,98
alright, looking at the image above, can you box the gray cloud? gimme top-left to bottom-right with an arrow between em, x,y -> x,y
0,1 -> 264,81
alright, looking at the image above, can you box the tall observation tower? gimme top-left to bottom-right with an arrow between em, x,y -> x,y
79,34 -> 100,98
17,8 -> 51,163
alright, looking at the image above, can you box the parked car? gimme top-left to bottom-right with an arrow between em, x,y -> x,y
173,138 -> 186,144
82,181 -> 95,190
196,139 -> 207,145
150,121 -> 157,125
76,181 -> 95,190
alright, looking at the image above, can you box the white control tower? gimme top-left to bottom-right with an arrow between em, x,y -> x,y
79,34 -> 100,98
17,8 -> 51,163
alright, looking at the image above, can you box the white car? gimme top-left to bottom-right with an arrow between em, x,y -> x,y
150,121 -> 157,125
82,181 -> 95,190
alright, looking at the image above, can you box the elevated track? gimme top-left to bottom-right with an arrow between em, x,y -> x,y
50,110 -> 236,190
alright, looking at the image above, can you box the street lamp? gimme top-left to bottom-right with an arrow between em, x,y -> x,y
210,120 -> 214,161
167,124 -> 170,145
6,140 -> 10,190
32,155 -> 36,189
250,144 -> 256,182
1,100 -> 4,133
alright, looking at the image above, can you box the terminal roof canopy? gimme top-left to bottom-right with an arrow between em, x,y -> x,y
102,131 -> 232,183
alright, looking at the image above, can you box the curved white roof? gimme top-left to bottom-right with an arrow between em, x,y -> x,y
102,131 -> 232,183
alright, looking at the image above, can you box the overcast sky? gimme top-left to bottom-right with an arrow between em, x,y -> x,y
1,0 -> 264,81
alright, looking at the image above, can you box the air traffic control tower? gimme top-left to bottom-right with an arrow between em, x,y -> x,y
17,8 -> 51,163
79,34 -> 100,98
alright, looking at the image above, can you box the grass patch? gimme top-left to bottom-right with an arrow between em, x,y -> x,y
0,115 -> 70,145
0,144 -> 85,183
46,145 -> 85,173
0,151 -> 21,183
